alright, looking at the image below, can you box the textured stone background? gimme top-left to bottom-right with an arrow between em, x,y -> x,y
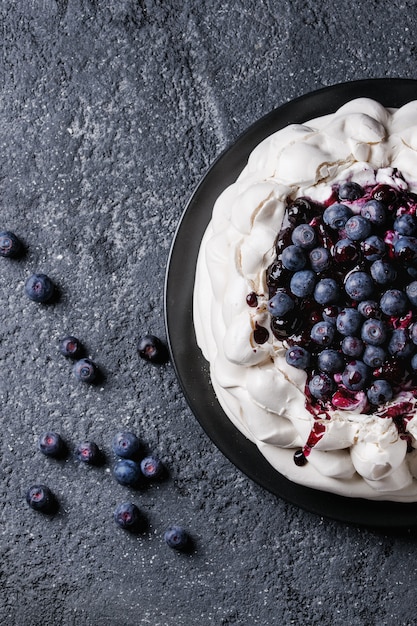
2,1 -> 417,625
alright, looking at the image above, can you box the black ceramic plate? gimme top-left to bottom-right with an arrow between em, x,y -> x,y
165,78 -> 417,529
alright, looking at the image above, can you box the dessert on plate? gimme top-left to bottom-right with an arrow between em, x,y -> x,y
193,97 -> 417,501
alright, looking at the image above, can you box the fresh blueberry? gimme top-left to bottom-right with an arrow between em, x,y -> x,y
367,379 -> 393,405
345,215 -> 372,241
310,321 -> 335,346
344,271 -> 374,301
59,336 -> 84,359
341,336 -> 364,358
25,273 -> 55,303
411,353 -> 417,370
361,235 -> 386,261
26,484 -> 57,513
388,328 -> 413,358
38,432 -> 65,458
322,305 -> 340,325
372,185 -> 397,205
360,199 -> 386,225
75,441 -> 101,465
361,318 -> 387,346
323,203 -> 353,230
309,247 -> 331,273
0,231 -> 23,257
73,358 -> 98,383
289,270 -> 316,297
285,346 -> 311,369
406,281 -> 417,307
281,244 -> 306,271
380,289 -> 409,317
113,459 -> 142,487
336,308 -> 362,336
363,345 -> 387,368
338,182 -> 364,201
394,236 -> 417,262
137,334 -> 168,364
308,373 -> 335,399
332,238 -> 360,265
370,260 -> 397,285
394,214 -> 417,236
164,525 -> 189,551
112,431 -> 141,459
341,360 -> 370,391
314,278 -> 340,305
357,300 -> 380,318
267,289 -> 295,317
317,349 -> 344,374
140,455 -> 163,479
411,322 -> 417,345
291,224 -> 317,249
114,502 -> 142,532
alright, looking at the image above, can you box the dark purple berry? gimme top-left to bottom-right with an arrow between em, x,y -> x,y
360,199 -> 386,224
281,245 -> 306,271
140,455 -> 163,479
25,273 -> 54,303
345,215 -> 372,241
112,431 -> 141,459
363,345 -> 387,368
164,526 -> 189,550
357,300 -> 379,318
406,281 -> 417,307
293,449 -> 308,466
75,441 -> 101,464
290,270 -> 316,297
314,278 -> 340,305
73,358 -> 98,383
113,459 -> 142,487
394,236 -> 417,262
380,289 -> 408,317
388,328 -> 413,358
361,235 -> 386,261
394,214 -> 417,236
0,231 -> 23,257
317,349 -> 344,374
309,247 -> 331,272
38,432 -> 65,458
344,271 -> 374,301
336,308 -> 362,336
114,502 -> 142,531
26,484 -> 57,513
361,318 -> 387,346
341,361 -> 370,391
285,346 -> 311,369
338,182 -> 365,201
59,335 -> 83,358
267,289 -> 295,317
291,224 -> 317,249
332,238 -> 360,265
310,321 -> 335,346
137,334 -> 168,364
341,336 -> 364,358
367,379 -> 393,405
323,203 -> 353,229
308,373 -> 335,399
370,260 -> 397,285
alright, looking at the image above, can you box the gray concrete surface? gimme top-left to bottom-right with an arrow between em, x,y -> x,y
1,1 -> 417,625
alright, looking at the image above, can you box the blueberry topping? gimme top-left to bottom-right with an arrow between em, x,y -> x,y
112,431 -> 141,459
367,379 -> 393,405
267,289 -> 295,317
323,203 -> 353,230
281,244 -> 307,271
406,281 -> 417,307
357,300 -> 379,318
73,358 -> 98,383
332,238 -> 360,265
363,345 -> 387,368
388,328 -> 413,358
380,289 -> 408,317
317,349 -> 344,374
338,181 -> 364,201
370,260 -> 397,285
310,321 -> 335,346
336,307 -> 362,336
0,230 -> 23,257
137,334 -> 168,364
26,484 -> 57,513
394,236 -> 417,262
293,449 -> 308,466
114,502 -> 142,532
59,335 -> 84,359
361,235 -> 386,261
394,214 -> 417,236
164,526 -> 189,550
309,246 -> 331,272
38,432 -> 65,458
341,361 -> 370,391
113,459 -> 142,487
308,373 -> 335,399
341,336 -> 364,358
344,271 -> 374,301
25,273 -> 55,303
291,224 -> 317,249
314,278 -> 340,305
361,318 -> 387,346
290,270 -> 316,297
360,199 -> 386,225
285,346 -> 311,369
287,198 -> 316,225
345,215 -> 372,241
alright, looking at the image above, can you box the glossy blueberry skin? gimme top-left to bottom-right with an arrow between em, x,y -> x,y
370,260 -> 397,285
281,244 -> 306,271
388,328 -> 413,358
336,308 -> 362,336
0,231 -> 22,257
112,431 -> 141,459
317,349 -> 344,374
406,281 -> 417,307
310,321 -> 335,346
59,336 -> 83,358
285,346 -> 311,370
411,323 -> 417,345
289,270 -> 316,297
25,273 -> 54,303
332,238 -> 360,265
137,335 -> 168,364
367,379 -> 393,405
313,278 -> 340,305
267,289 -> 294,317
344,271 -> 374,301
357,300 -> 379,319
363,345 -> 387,368
361,318 -> 387,346
113,459 -> 142,487
291,224 -> 317,249
338,182 -> 364,201
394,214 -> 417,236
38,432 -> 65,458
380,289 -> 409,317
360,199 -> 386,225
341,360 -> 370,391
322,305 -> 340,325
140,456 -> 163,479
164,526 -> 189,550
75,441 -> 101,464
341,336 -> 364,358
323,203 -> 353,230
308,373 -> 335,399
361,235 -> 386,261
114,502 -> 142,531
344,215 -> 372,241
309,247 -> 331,272
26,484 -> 56,513
394,236 -> 417,262
411,353 -> 417,370
73,358 -> 98,383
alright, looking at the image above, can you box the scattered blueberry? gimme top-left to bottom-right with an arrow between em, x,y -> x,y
25,273 -> 55,303
113,459 -> 142,487
112,431 -> 141,459
73,358 -> 98,383
164,525 -> 189,551
26,484 -> 57,513
140,456 -> 163,479
114,502 -> 142,532
137,334 -> 168,364
0,230 -> 23,257
38,432 -> 65,458
59,336 -> 84,359
75,441 -> 101,465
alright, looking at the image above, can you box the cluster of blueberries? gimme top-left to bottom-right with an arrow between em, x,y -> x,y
264,178 -> 417,409
0,230 -> 187,550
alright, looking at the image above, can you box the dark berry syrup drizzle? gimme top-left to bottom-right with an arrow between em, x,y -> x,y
247,174 -> 417,465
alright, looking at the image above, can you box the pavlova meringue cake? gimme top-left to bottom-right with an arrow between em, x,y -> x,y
193,97 -> 417,501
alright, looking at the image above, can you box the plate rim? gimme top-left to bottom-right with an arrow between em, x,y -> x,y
165,78 -> 417,528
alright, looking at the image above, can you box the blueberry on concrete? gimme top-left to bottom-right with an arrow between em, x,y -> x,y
26,484 -> 57,513
137,335 -> 168,364
73,358 -> 98,383
25,273 -> 54,303
114,502 -> 142,531
164,525 -> 189,551
0,231 -> 23,257
38,432 -> 65,458
140,455 -> 163,479
112,431 -> 141,459
59,336 -> 83,359
75,441 -> 101,464
113,459 -> 142,487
